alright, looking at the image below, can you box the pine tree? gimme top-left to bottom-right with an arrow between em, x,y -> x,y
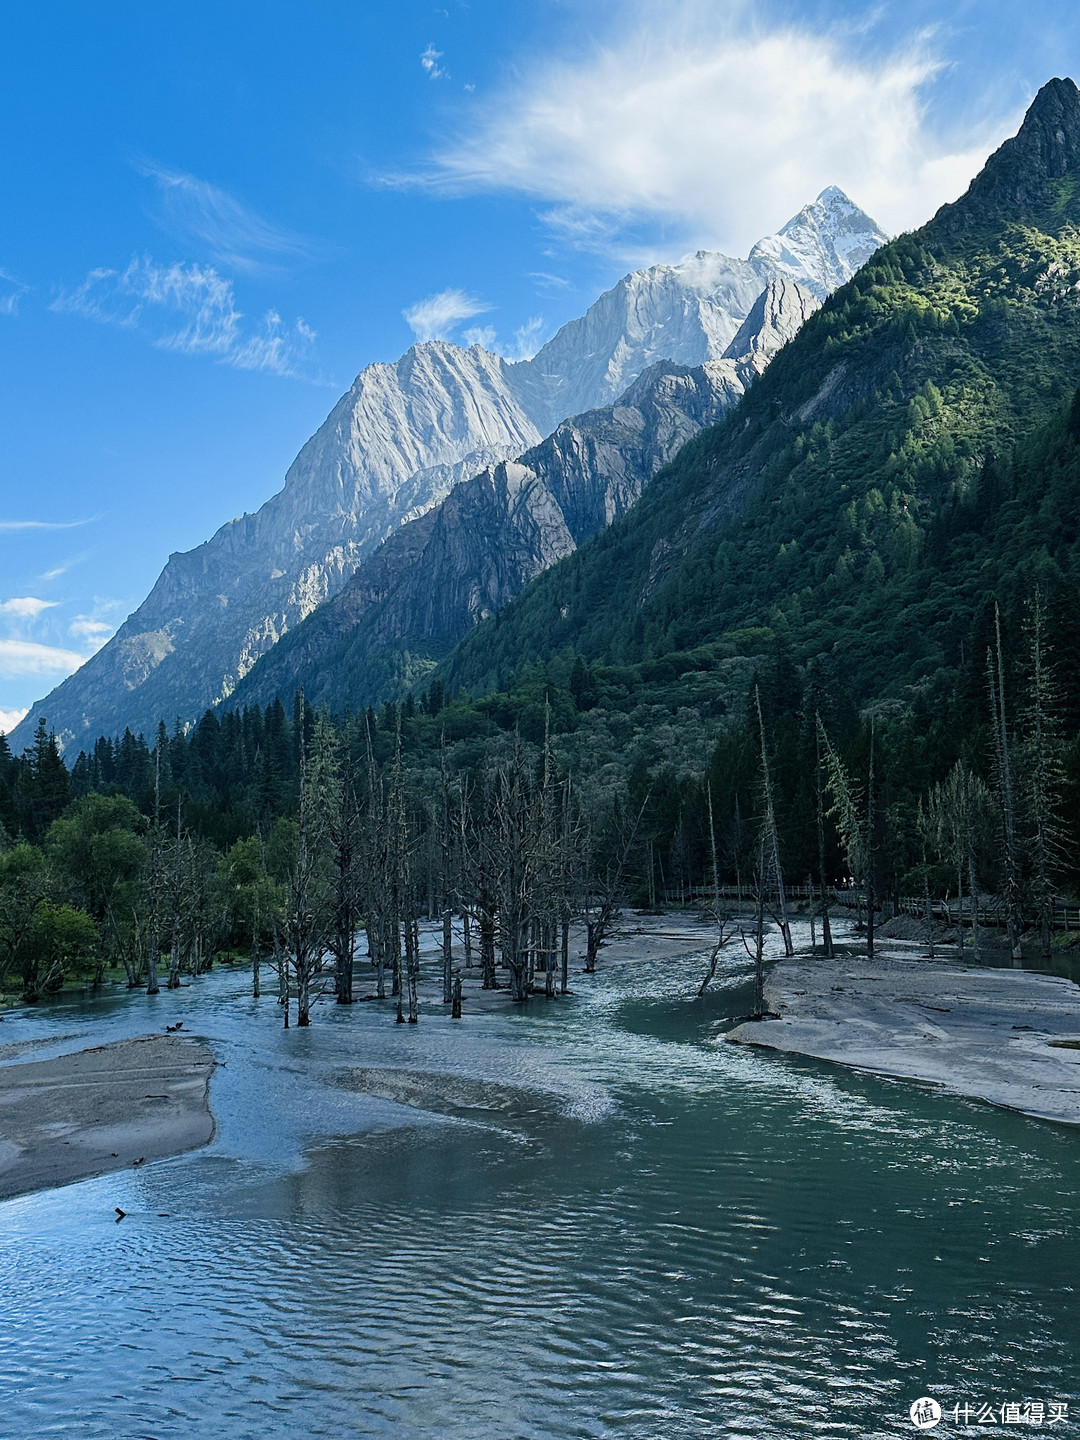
1020,588 -> 1067,962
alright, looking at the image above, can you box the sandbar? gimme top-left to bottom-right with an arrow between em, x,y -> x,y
727,957 -> 1080,1125
0,1033 -> 216,1200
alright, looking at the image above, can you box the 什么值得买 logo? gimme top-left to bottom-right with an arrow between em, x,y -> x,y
910,1397 -> 942,1430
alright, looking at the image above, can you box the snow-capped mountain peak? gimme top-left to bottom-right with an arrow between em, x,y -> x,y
518,189 -> 888,425
13,186 -> 886,750
749,186 -> 888,297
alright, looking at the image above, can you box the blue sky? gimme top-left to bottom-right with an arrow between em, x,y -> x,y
2,0 -> 1079,734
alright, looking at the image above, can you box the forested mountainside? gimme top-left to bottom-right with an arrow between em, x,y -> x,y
439,78 -> 1080,713
12,194 -> 881,752
3,381 -> 1078,1006
5,88 -> 1080,1013
225,279 -> 819,715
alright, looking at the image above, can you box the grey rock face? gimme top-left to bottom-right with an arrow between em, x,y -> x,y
23,343 -> 545,748
15,192 -> 881,749
935,76 -> 1080,228
228,281 -> 821,715
722,276 -> 823,372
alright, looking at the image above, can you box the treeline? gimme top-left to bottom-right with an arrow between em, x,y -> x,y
1,571 -> 1076,1007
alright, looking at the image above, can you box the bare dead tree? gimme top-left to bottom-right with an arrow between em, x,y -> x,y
326,739 -> 362,1005
146,745 -> 163,995
357,717 -> 412,1008
285,708 -> 333,1027
468,771 -> 502,991
359,720 -> 389,1000
814,725 -> 834,958
866,716 -> 876,960
166,798 -> 184,989
697,782 -> 736,996
928,762 -> 993,964
818,714 -> 876,958
583,791 -> 648,974
491,737 -> 535,1002
404,912 -> 420,1022
438,742 -> 455,1005
915,800 -> 936,960
740,830 -> 770,1018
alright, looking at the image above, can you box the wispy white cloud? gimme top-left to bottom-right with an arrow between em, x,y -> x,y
0,518 -> 92,533
135,159 -> 314,275
0,267 -> 29,316
68,613 -> 113,642
53,258 -> 319,379
421,44 -> 447,80
462,324 -> 497,349
502,316 -> 546,361
38,560 -> 76,581
460,316 -> 548,359
528,271 -> 573,292
0,707 -> 28,735
0,597 -> 58,620
0,639 -> 87,678
403,287 -> 491,342
67,607 -> 119,653
421,1 -> 1020,255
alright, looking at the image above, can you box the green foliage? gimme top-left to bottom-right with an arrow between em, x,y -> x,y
212,833 -> 285,953
45,793 -> 146,922
22,903 -> 98,1001
8,125 -> 1080,946
438,208 -> 1080,714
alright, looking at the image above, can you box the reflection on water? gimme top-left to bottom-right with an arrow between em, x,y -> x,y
1,926 -> 1078,1439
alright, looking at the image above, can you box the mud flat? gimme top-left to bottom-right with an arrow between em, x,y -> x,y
727,957 -> 1080,1125
0,1033 -> 216,1200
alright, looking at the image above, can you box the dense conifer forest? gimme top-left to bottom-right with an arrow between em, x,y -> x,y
1,550 -> 1077,1008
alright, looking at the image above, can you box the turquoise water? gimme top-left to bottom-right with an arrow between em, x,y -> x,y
1,928 -> 1077,1438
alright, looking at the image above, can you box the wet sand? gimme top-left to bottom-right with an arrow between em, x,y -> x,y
0,1033 -> 216,1200
727,956 -> 1080,1125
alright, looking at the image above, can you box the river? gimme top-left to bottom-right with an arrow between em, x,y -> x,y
1,923 -> 1077,1438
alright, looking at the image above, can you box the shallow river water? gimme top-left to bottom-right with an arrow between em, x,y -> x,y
1,926 -> 1078,1439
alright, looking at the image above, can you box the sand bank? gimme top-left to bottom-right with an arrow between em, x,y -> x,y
0,1033 -> 216,1200
727,957 -> 1080,1124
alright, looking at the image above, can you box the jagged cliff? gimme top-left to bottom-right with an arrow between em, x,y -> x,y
228,280 -> 819,712
15,192 -> 883,748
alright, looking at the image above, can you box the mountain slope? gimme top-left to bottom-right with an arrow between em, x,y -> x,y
521,190 -> 885,430
439,79 -> 1080,706
228,279 -> 819,714
14,192 -> 883,750
19,342 -> 545,748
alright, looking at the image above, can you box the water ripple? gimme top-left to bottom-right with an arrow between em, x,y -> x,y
1,924 -> 1078,1437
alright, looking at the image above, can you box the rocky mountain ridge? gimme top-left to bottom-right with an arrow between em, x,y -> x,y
226,278 -> 820,714
434,79 -> 1080,710
14,191 -> 885,749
